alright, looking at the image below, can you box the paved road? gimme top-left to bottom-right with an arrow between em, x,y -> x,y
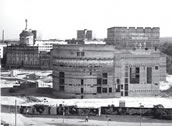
1,113 -> 172,126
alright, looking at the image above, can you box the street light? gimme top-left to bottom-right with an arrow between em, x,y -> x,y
15,99 -> 17,126
62,101 -> 65,123
139,103 -> 144,126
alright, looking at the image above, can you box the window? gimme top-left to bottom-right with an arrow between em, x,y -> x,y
125,84 -> 128,90
103,79 -> 107,85
97,78 -> 102,85
103,73 -> 108,78
109,88 -> 112,93
130,67 -> 140,84
121,85 -> 123,89
147,67 -> 152,84
59,79 -> 64,84
81,88 -> 84,93
77,52 -> 80,56
81,52 -> 85,56
97,87 -> 101,93
117,79 -> 120,84
121,92 -> 123,96
155,66 -> 158,70
125,91 -> 128,96
59,72 -> 64,78
81,79 -> 84,85
59,86 -> 64,91
102,88 -> 107,93
125,78 -> 128,84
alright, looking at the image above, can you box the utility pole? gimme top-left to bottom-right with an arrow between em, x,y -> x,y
15,100 -> 17,126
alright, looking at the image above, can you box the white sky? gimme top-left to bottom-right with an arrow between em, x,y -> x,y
0,0 -> 172,40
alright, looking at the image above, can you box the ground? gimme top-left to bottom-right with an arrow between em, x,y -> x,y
1,112 -> 172,126
1,69 -> 172,125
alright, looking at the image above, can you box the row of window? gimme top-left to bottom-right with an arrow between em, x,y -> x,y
97,87 -> 112,93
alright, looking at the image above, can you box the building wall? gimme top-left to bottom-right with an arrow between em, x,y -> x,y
77,29 -> 92,40
52,45 -> 166,98
6,46 -> 39,68
115,49 -> 166,97
52,45 -> 117,98
107,27 -> 160,48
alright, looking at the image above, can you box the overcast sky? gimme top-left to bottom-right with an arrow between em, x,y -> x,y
0,0 -> 172,40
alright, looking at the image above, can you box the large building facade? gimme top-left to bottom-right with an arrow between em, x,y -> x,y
6,46 -> 39,69
52,45 -> 166,98
107,27 -> 160,48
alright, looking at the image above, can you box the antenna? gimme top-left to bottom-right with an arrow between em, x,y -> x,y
25,19 -> 28,30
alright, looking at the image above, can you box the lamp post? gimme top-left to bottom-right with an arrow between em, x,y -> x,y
62,101 -> 64,123
139,103 -> 144,126
15,99 -> 17,126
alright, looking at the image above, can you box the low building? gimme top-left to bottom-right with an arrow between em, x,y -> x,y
34,39 -> 67,52
52,44 -> 166,98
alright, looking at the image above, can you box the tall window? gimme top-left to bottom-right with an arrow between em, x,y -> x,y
130,67 -> 140,84
97,78 -> 102,85
59,72 -> 64,78
97,87 -> 101,93
147,67 -> 152,84
102,73 -> 108,85
81,79 -> 84,85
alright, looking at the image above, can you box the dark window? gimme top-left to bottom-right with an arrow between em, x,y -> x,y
147,67 -> 152,84
90,72 -> 92,75
121,85 -> 123,89
125,78 -> 128,84
125,91 -> 128,96
109,88 -> 112,93
155,66 -> 158,70
125,84 -> 128,90
130,67 -> 140,84
77,52 -> 80,56
81,88 -> 84,93
81,79 -> 84,85
81,52 -> 85,56
103,79 -> 107,85
59,86 -> 64,91
117,79 -> 120,84
103,73 -> 108,78
102,88 -> 107,93
59,72 -> 64,78
121,92 -> 123,96
97,87 -> 101,93
59,79 -> 64,84
97,78 -> 102,85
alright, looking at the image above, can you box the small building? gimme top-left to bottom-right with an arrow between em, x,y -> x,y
77,29 -> 92,41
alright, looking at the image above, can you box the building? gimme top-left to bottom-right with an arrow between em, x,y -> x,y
107,27 -> 160,48
0,43 -> 7,59
52,44 -> 166,98
39,51 -> 52,69
34,39 -> 67,52
77,29 -> 92,40
6,45 -> 39,69
19,19 -> 35,46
